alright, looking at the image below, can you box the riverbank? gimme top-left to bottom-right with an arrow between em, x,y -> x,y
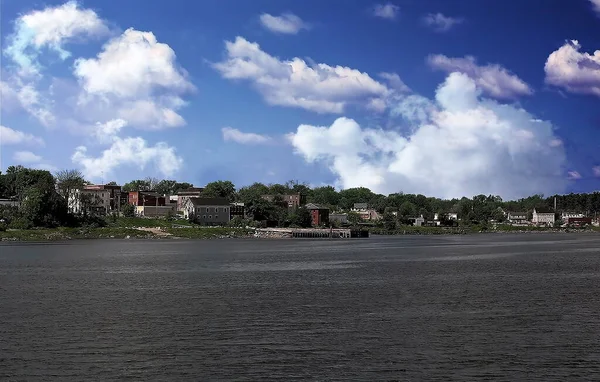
0,227 -> 255,241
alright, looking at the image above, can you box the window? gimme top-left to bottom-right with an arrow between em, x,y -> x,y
203,215 -> 206,219
225,208 -> 228,212
215,215 -> 219,219
206,208 -> 209,212
209,215 -> 212,219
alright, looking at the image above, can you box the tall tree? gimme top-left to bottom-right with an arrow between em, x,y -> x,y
55,169 -> 86,200
202,180 -> 236,201
122,179 -> 152,192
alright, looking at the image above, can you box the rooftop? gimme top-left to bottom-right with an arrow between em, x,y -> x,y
306,203 -> 329,210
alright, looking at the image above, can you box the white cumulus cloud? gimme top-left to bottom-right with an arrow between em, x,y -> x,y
423,13 -> 463,32
13,151 -> 42,163
544,40 -> 600,97
0,125 -> 45,146
372,3 -> 400,20
72,137 -> 183,180
593,166 -> 600,177
3,0 -> 109,75
73,28 -> 194,129
259,13 -> 309,34
428,54 -> 533,99
222,127 -> 272,144
213,36 -> 392,114
590,0 -> 600,14
288,72 -> 567,200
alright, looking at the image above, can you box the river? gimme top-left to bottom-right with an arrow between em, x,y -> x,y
2,233 -> 600,380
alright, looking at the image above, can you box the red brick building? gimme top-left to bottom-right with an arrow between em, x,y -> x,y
128,191 -> 166,207
306,203 -> 329,226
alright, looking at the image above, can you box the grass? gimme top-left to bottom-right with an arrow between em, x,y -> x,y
0,227 -> 155,241
164,227 -> 254,239
107,216 -> 195,228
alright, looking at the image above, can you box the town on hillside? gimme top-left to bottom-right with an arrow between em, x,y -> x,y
0,167 -> 599,230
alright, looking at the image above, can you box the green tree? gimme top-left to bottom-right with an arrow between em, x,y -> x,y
202,180 -> 236,201
398,201 -> 417,218
382,212 -> 397,231
309,186 -> 340,207
287,207 -> 312,227
122,203 -> 136,217
122,179 -> 151,192
347,211 -> 362,224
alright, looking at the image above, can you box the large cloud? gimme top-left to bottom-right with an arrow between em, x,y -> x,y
428,54 -> 533,99
289,73 -> 567,200
544,40 -> 600,97
73,28 -> 195,129
213,36 -> 393,114
3,0 -> 109,75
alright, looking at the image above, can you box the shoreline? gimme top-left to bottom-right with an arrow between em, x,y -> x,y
0,225 -> 597,242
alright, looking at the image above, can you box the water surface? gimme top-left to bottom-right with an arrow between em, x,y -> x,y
2,233 -> 600,380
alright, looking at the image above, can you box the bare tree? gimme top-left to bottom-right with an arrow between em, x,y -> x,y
55,169 -> 86,200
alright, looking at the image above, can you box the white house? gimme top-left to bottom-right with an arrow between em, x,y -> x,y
532,208 -> 555,226
561,211 -> 584,221
68,189 -> 110,214
507,212 -> 528,224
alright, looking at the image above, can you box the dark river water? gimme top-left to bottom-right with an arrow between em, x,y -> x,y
2,233 -> 600,381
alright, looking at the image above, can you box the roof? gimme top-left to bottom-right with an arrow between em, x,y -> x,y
508,211 -> 527,215
354,202 -> 368,209
305,203 -> 329,210
534,207 -> 554,214
188,197 -> 230,206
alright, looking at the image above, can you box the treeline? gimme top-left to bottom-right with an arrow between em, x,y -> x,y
1,166 -> 599,230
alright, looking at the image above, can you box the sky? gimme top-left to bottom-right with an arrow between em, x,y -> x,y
0,0 -> 599,200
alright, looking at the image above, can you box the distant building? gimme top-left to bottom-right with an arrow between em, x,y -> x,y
83,184 -> 125,212
0,198 -> 19,208
353,203 -> 368,211
230,202 -> 246,220
306,203 -> 330,226
135,205 -> 175,217
68,188 -> 111,215
128,191 -> 166,207
351,203 -> 380,221
564,217 -> 592,227
561,212 -> 585,221
507,212 -> 528,225
329,213 -> 348,224
182,197 -> 231,226
434,212 -> 458,225
176,187 -> 204,211
408,215 -> 425,227
532,208 -> 555,226
262,193 -> 306,209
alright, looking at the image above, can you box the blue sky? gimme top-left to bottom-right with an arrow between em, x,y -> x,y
1,0 -> 599,199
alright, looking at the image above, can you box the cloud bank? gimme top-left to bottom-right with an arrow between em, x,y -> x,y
213,36 -> 392,113
289,73 -> 567,200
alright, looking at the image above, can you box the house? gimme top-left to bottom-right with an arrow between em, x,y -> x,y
564,217 -> 592,227
434,212 -> 458,225
305,203 -> 329,226
408,215 -> 425,227
0,198 -> 19,207
230,202 -> 246,220
182,197 -> 231,226
351,203 -> 380,221
561,212 -> 585,221
507,212 -> 528,225
353,203 -> 368,211
262,193 -> 306,209
83,184 -> 125,211
329,213 -> 348,224
176,187 -> 204,211
128,191 -> 166,207
532,208 -> 555,226
68,189 -> 110,215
